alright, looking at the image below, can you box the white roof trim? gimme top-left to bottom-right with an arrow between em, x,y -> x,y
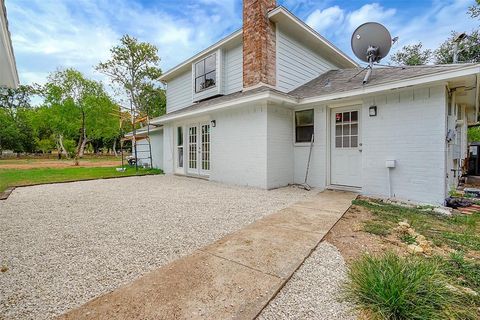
159,29 -> 242,82
151,91 -> 298,124
299,65 -> 480,105
268,6 -> 358,68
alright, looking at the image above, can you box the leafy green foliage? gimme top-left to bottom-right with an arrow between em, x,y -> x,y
468,126 -> 480,142
0,85 -> 37,153
345,252 -> 477,320
96,34 -> 165,118
469,0 -> 480,19
434,30 -> 480,64
391,43 -> 432,66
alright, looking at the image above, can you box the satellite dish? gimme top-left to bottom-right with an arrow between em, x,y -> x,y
351,22 -> 393,84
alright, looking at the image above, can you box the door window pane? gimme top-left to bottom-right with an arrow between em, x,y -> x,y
335,110 -> 359,149
351,111 -> 358,121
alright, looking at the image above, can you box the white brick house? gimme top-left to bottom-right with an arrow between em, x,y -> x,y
146,0 -> 480,205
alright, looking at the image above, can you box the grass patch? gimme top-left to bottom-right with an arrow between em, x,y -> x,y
363,221 -> 391,236
352,199 -> 480,252
0,166 -> 162,193
345,252 -> 477,320
400,234 -> 417,245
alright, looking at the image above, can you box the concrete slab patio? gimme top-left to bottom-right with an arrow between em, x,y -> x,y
60,190 -> 356,320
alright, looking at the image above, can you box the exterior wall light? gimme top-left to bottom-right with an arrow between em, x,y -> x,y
369,106 -> 377,117
211,120 -> 216,127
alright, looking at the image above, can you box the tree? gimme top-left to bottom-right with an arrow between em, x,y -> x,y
434,30 -> 480,64
0,85 -> 36,154
43,69 -> 118,162
391,43 -> 432,66
469,0 -> 480,19
96,35 -> 165,118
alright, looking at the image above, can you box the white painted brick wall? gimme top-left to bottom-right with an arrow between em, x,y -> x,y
210,103 -> 268,188
162,124 -> 175,174
293,105 -> 327,188
361,85 -> 447,204
266,104 -> 294,188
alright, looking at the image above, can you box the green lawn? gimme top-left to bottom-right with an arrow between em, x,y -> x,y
0,166 -> 162,193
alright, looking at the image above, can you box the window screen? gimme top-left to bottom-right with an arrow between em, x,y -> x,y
295,109 -> 314,143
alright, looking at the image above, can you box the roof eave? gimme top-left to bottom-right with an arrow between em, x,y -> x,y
150,91 -> 299,124
159,29 -> 242,82
299,64 -> 480,105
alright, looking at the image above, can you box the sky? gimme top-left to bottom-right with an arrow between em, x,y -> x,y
5,0 -> 479,86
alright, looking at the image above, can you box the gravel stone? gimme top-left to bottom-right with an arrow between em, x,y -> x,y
0,175 -> 314,320
258,241 -> 356,320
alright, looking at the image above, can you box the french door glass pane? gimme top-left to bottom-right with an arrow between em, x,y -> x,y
189,127 -> 197,169
201,124 -> 210,171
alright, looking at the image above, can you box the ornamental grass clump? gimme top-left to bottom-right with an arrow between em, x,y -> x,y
344,252 -> 476,320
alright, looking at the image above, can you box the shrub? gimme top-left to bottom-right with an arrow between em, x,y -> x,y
345,252 -> 476,319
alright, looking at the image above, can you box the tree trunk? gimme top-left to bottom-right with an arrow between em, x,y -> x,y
58,134 -> 69,158
113,139 -> 117,156
79,136 -> 88,157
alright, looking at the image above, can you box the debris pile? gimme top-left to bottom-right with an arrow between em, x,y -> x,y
395,221 -> 433,255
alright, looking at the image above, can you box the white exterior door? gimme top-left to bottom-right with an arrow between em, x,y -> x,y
331,107 -> 362,188
187,123 -> 210,176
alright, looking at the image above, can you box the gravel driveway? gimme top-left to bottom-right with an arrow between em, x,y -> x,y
0,175 -> 313,320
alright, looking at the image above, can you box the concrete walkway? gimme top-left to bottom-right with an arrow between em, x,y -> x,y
60,190 -> 356,320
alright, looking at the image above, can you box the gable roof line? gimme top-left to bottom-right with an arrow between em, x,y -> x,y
298,64 -> 480,105
159,29 -> 242,82
268,6 -> 358,68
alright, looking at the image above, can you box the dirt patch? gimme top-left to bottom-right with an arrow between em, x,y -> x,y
0,160 -> 121,169
325,205 -> 404,264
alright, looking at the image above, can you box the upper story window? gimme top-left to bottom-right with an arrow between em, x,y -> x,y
295,109 -> 314,143
195,54 -> 216,93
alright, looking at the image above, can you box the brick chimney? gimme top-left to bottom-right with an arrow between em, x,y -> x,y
243,0 -> 277,89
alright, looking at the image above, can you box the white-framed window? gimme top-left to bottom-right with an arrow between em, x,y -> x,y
194,53 -> 216,93
176,126 -> 184,168
335,111 -> 358,148
295,109 -> 314,143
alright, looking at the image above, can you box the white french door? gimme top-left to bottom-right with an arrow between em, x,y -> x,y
330,107 -> 362,188
187,123 -> 210,176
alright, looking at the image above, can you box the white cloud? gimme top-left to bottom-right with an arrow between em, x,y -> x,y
6,0 -> 241,85
306,6 -> 344,33
345,3 -> 396,32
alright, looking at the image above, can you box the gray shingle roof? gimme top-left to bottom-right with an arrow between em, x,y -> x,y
289,64 -> 474,99
153,86 -> 292,120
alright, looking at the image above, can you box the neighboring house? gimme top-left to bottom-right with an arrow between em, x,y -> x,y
144,0 -> 479,205
0,0 -> 19,88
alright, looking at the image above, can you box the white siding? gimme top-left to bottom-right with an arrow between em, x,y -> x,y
360,86 -> 447,204
267,104 -> 294,188
166,70 -> 192,113
276,28 -> 335,93
223,44 -> 243,95
133,130 -> 163,169
210,103 -> 268,188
